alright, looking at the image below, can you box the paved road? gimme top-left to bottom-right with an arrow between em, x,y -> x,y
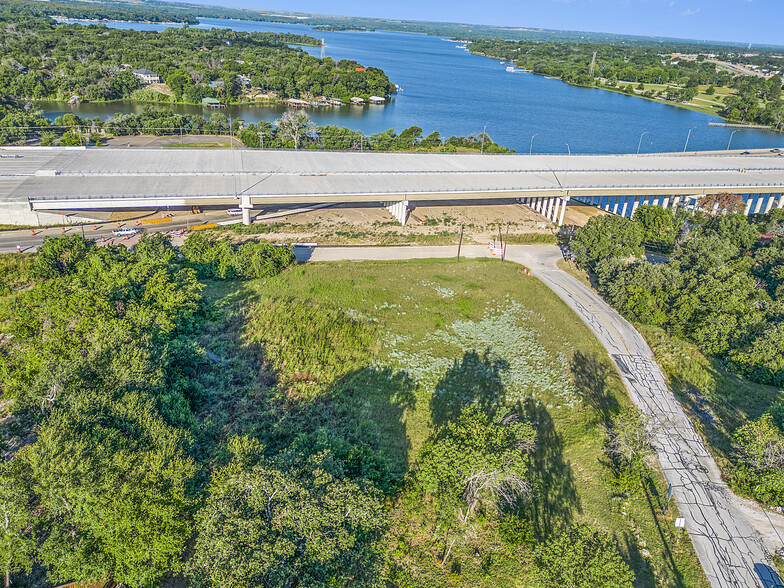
3,234 -> 783,586
300,243 -> 784,588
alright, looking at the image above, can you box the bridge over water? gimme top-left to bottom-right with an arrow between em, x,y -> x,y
1,146 -> 783,225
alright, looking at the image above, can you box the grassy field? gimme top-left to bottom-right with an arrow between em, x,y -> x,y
198,259 -> 707,587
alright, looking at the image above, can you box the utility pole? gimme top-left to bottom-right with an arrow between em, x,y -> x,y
456,221 -> 464,261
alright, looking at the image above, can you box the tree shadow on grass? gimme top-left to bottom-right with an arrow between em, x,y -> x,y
571,350 -> 621,427
430,349 -> 508,427
266,366 -> 417,483
515,398 -> 582,540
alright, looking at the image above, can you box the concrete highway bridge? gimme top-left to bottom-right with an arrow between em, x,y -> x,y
1,146 -> 783,226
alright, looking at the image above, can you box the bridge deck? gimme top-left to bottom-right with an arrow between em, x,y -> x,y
1,147 -> 783,211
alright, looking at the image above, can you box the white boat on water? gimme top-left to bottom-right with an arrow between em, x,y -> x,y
506,66 -> 516,72
456,44 -> 467,49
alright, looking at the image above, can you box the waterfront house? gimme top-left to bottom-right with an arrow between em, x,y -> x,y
237,74 -> 251,87
368,96 -> 386,104
286,98 -> 310,108
132,68 -> 160,85
209,80 -> 225,90
201,97 -> 224,108
349,97 -> 365,105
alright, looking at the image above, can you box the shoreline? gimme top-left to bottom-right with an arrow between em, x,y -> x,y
470,49 -> 781,132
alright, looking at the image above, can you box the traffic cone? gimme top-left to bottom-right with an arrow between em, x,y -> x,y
17,245 -> 21,253
31,229 -> 35,236
61,227 -> 65,233
93,225 -> 98,230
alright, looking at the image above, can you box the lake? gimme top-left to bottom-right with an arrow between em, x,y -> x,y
47,17 -> 784,154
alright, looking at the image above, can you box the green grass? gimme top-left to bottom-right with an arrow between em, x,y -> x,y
197,259 -> 707,587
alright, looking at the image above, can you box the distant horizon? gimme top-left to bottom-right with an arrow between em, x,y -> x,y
159,0 -> 782,47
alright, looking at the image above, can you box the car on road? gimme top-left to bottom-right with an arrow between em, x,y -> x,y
227,208 -> 243,216
741,151 -> 751,155
111,227 -> 140,237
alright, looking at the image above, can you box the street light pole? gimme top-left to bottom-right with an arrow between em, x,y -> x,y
529,133 -> 539,155
727,130 -> 738,151
565,143 -> 571,156
481,122 -> 488,154
683,127 -> 696,152
637,131 -> 649,155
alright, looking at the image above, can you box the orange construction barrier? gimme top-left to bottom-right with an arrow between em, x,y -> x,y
141,217 -> 173,225
190,223 -> 218,231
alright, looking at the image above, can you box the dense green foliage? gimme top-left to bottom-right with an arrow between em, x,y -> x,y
575,208 -> 784,386
470,39 -> 784,128
570,214 -> 644,269
180,232 -> 296,279
0,6 -> 394,105
732,415 -> 784,504
415,406 -> 536,538
189,436 -> 387,587
533,522 -> 635,587
0,234 -> 304,587
0,0 -> 198,24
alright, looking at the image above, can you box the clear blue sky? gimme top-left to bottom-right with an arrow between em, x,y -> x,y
181,0 -> 782,46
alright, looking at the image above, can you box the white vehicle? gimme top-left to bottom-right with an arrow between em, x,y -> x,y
227,208 -> 243,216
111,227 -> 140,237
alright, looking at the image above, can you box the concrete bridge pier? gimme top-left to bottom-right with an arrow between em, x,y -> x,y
241,193 -> 253,225
384,200 -> 409,225
517,196 -> 569,226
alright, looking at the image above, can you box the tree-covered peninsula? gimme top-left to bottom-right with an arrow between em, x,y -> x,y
0,3 -> 396,105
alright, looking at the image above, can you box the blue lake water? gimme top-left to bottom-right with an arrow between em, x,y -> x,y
48,17 -> 784,154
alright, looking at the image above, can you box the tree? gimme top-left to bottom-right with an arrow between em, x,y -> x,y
571,215 -> 644,270
702,213 -> 760,250
533,523 -> 635,588
275,111 -> 313,149
16,395 -> 195,586
189,437 -> 386,587
632,204 -> 676,249
696,193 -> 745,215
733,414 -> 784,504
415,406 -> 535,563
604,408 -> 657,493
0,462 -> 35,587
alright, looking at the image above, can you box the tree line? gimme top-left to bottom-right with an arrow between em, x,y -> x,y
0,104 -> 514,152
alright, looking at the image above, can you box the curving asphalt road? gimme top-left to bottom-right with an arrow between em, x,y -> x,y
301,243 -> 784,588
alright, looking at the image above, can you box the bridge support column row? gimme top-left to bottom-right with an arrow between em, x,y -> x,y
383,200 -> 409,226
517,196 -> 570,226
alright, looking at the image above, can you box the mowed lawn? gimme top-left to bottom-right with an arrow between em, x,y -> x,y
203,258 -> 708,587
